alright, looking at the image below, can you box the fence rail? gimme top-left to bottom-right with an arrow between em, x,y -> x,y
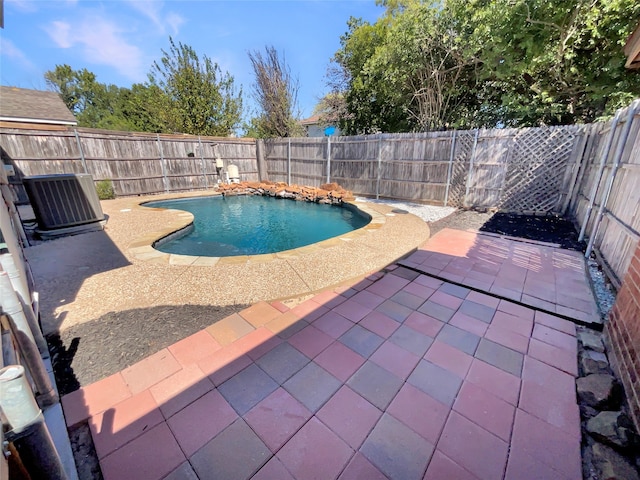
0,126 -> 258,200
265,126 -> 586,214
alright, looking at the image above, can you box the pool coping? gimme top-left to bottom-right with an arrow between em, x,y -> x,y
128,192 -> 390,267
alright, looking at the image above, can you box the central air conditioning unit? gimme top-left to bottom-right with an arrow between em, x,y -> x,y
23,174 -> 106,239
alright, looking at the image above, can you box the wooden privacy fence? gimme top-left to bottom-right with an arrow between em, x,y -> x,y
1,100 -> 639,286
264,125 -> 587,215
0,126 -> 258,200
569,99 -> 640,287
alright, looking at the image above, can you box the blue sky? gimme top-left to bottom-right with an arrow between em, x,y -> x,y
0,0 -> 383,119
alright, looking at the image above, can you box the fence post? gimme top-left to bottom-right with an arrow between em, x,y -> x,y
464,129 -> 480,208
560,125 -> 591,215
256,139 -> 268,182
287,138 -> 291,185
198,136 -> 208,189
376,136 -> 382,200
73,129 -> 88,174
326,136 -> 331,185
586,100 -> 640,258
444,131 -> 457,206
156,134 -> 169,193
578,111 -> 622,242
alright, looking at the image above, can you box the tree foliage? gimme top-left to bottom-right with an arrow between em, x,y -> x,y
149,37 -> 242,136
45,64 -> 162,131
248,46 -> 304,138
45,38 -> 242,136
330,0 -> 640,133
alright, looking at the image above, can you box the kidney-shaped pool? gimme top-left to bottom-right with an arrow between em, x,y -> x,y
144,195 -> 371,257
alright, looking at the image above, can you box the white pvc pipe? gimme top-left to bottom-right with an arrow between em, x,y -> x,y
578,110 -> 622,241
0,271 -> 35,346
586,99 -> 640,258
0,365 -> 40,433
0,189 -> 29,282
1,254 -> 48,356
0,365 -> 67,479
1,312 -> 56,408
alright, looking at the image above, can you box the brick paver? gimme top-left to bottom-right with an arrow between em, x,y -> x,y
62,232 -> 588,480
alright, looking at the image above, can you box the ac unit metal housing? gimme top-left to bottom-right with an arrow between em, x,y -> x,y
23,174 -> 106,238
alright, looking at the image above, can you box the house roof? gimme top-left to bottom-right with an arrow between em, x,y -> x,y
300,114 -> 321,126
624,22 -> 640,69
0,86 -> 77,125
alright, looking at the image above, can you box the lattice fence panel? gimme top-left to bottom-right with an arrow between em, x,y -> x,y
500,126 -> 578,213
447,130 -> 475,207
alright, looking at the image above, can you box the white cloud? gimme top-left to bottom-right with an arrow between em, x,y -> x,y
125,0 -> 185,36
44,17 -> 145,82
165,12 -> 185,36
46,21 -> 72,48
5,0 -> 38,13
0,37 -> 36,69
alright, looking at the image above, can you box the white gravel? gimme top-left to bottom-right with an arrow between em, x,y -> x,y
356,197 -> 456,223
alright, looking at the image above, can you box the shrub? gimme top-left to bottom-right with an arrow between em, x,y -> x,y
96,179 -> 116,200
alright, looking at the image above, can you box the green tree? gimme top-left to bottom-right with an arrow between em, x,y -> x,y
45,65 -> 163,131
313,92 -> 349,128
247,46 -> 304,138
329,16 -> 402,134
45,64 -> 104,126
331,0 -> 640,132
449,0 -> 640,125
148,37 -> 243,136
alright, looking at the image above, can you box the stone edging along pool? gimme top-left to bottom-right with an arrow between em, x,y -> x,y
127,191 -> 391,267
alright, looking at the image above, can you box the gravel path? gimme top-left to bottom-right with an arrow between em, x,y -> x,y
356,197 -> 457,223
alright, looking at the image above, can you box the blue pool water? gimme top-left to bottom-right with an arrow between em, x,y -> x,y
145,195 -> 371,257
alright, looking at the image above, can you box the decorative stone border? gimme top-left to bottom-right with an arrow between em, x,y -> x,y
127,191 -> 386,267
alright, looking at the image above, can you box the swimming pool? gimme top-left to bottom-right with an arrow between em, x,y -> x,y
145,195 -> 371,257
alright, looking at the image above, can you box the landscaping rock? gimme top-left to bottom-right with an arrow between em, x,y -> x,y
592,443 -> 640,480
581,405 -> 600,419
580,349 -> 610,375
217,181 -> 355,205
577,374 -> 623,410
578,328 -> 606,353
587,411 -> 640,451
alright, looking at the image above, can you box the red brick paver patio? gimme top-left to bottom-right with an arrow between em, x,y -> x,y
401,229 -> 600,326
61,231 -> 588,480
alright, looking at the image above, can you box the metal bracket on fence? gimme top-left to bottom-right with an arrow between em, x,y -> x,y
326,136 -> 331,185
463,129 -> 480,208
198,136 -> 208,189
444,131 -> 457,207
156,134 -> 169,193
73,129 -> 88,174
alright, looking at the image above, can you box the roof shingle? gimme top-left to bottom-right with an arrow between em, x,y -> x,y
0,86 -> 77,125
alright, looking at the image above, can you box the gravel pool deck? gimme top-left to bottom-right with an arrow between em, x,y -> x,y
26,191 -> 429,339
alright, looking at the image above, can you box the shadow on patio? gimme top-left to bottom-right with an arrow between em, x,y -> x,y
58,226 -> 590,480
